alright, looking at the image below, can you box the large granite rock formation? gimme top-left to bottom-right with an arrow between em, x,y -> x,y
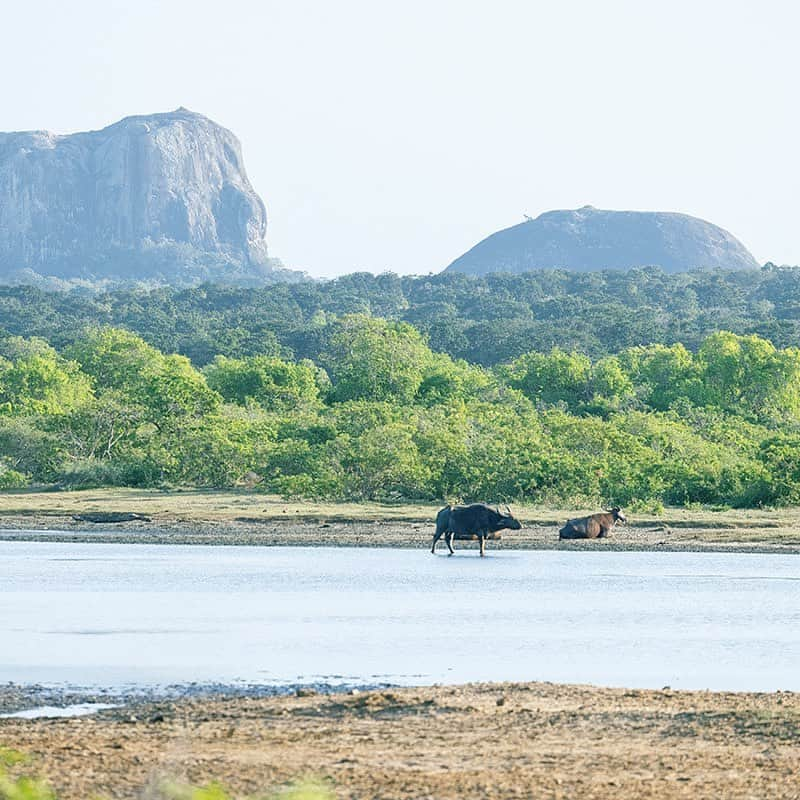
0,108 -> 298,284
445,206 -> 760,275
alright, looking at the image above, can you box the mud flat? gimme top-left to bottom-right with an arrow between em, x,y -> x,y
0,518 -> 797,552
1,488 -> 800,552
1,682 -> 798,799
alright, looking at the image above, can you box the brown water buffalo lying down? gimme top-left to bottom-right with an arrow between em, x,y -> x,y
559,507 -> 627,539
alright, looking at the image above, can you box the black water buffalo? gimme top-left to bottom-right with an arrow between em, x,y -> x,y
432,503 -> 522,556
559,507 -> 627,539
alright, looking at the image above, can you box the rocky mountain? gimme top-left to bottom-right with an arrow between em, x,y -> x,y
445,206 -> 760,275
0,108 -> 300,285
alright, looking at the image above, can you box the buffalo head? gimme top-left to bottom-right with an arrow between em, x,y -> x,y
607,507 -> 627,523
500,505 -> 522,530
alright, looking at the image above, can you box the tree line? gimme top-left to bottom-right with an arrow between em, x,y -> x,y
2,314 -> 800,509
3,265 -> 800,368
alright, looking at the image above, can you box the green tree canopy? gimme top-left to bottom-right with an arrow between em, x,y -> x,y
0,337 -> 92,416
697,332 -> 800,421
67,328 -> 220,420
500,348 -> 592,409
617,343 -> 700,411
320,315 -> 434,403
204,355 -> 325,410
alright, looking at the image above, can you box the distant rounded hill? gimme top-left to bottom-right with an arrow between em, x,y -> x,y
444,206 -> 760,275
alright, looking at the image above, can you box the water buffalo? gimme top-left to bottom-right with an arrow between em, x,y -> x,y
432,503 -> 522,556
559,507 -> 627,539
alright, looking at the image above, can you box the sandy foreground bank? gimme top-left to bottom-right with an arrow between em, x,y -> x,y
1,682 -> 798,799
1,489 -> 800,552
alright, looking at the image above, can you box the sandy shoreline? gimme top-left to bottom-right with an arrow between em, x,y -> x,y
2,489 -> 800,552
1,681 -> 798,799
2,491 -> 798,797
2,514 -> 800,553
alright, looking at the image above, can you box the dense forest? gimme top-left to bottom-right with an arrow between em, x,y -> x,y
3,266 -> 800,367
2,267 -> 800,508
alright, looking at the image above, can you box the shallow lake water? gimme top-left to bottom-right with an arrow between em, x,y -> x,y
0,703 -> 118,719
1,541 -> 798,691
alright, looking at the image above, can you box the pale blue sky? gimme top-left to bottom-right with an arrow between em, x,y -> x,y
2,0 -> 797,277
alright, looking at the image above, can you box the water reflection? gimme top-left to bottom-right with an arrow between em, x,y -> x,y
1,541 -> 798,691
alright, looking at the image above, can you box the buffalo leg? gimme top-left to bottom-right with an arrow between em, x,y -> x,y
445,531 -> 455,555
479,534 -> 486,557
431,530 -> 442,554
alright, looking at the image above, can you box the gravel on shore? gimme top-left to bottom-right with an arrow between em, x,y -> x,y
1,681 -> 798,799
1,515 -> 799,553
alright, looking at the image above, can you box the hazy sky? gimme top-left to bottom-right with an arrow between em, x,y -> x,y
2,0 -> 798,277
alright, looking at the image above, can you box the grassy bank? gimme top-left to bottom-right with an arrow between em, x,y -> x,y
1,488 -> 800,550
0,488 -> 440,524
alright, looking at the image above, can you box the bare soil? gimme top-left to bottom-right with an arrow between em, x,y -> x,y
2,491 -> 798,796
0,514 -> 797,553
1,488 -> 800,552
2,683 -> 798,799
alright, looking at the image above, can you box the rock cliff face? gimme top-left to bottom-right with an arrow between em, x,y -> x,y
445,206 -> 760,275
0,108 -> 295,284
